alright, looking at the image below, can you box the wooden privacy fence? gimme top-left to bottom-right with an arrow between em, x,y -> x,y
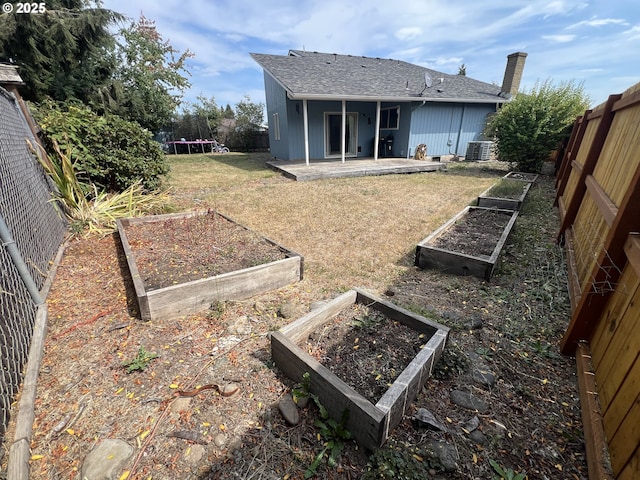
555,81 -> 640,480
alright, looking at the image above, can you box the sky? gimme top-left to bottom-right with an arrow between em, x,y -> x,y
101,0 -> 640,111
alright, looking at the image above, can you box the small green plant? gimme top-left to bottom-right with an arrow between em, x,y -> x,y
432,342 -> 469,380
292,373 -> 353,478
352,308 -> 385,330
207,300 -> 226,320
484,178 -> 526,199
489,459 -> 526,480
123,346 -> 158,373
363,438 -> 442,479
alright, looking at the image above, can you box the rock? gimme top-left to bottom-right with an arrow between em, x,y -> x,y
171,397 -> 192,413
211,335 -> 241,354
278,393 -> 300,425
468,315 -> 483,330
294,394 -> 310,409
226,316 -> 252,335
278,302 -> 297,319
214,433 -> 227,447
413,408 -> 446,431
253,301 -> 267,314
81,439 -> 134,480
183,444 -> 205,464
461,415 -> 480,433
469,429 -> 488,446
472,367 -> 496,387
426,440 -> 459,472
449,390 -> 489,413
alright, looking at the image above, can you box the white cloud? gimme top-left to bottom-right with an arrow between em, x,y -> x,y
395,27 -> 423,41
542,34 -> 576,42
568,17 -> 628,29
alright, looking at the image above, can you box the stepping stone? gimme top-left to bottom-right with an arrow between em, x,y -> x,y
81,439 -> 134,480
449,390 -> 489,413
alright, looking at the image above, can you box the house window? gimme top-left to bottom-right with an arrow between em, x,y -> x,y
272,113 -> 281,140
380,106 -> 400,130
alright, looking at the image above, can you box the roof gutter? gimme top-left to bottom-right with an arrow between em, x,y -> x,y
286,91 -> 507,104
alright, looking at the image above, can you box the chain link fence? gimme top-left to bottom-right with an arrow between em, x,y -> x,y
0,86 -> 67,445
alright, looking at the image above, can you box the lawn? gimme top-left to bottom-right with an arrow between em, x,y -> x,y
166,153 -> 502,297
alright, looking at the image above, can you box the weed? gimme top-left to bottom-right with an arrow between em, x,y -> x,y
363,438 -> 442,479
432,342 -> 470,380
483,178 -> 527,199
292,373 -> 353,478
208,300 -> 226,320
352,309 -> 385,330
122,346 -> 158,373
489,459 -> 526,480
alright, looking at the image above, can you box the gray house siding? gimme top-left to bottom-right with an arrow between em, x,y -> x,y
263,70 -> 496,161
408,103 -> 497,157
263,72 -> 289,160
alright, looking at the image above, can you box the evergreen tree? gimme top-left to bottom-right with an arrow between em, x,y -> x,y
0,0 -> 122,103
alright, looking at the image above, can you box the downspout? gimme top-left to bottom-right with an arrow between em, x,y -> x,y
303,99 -> 310,165
0,216 -> 43,305
454,104 -> 466,156
341,100 -> 346,163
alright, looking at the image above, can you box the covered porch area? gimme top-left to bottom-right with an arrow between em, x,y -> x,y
266,157 -> 446,181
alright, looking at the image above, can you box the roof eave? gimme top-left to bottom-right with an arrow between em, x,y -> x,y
286,92 -> 507,104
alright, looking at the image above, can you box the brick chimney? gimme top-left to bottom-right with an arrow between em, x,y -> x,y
500,52 -> 527,98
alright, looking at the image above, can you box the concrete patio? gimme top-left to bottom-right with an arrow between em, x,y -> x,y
266,157 -> 447,181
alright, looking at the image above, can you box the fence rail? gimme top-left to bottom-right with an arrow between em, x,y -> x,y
555,82 -> 640,480
0,86 -> 67,446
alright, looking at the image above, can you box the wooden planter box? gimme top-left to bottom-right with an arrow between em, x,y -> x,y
415,206 -> 519,280
270,288 -> 449,450
118,211 -> 303,321
476,177 -> 532,211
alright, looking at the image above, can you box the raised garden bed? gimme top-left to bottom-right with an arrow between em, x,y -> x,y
118,210 -> 303,321
476,177 -> 532,210
415,206 -> 518,280
270,288 -> 449,450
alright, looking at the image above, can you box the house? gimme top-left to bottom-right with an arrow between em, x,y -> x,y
250,50 -> 527,164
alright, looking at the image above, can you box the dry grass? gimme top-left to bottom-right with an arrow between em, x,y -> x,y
167,153 -> 508,299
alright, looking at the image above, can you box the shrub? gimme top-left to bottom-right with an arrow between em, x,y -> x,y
34,100 -> 169,192
487,80 -> 589,173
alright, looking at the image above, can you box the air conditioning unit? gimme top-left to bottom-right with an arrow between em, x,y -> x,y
466,141 -> 493,161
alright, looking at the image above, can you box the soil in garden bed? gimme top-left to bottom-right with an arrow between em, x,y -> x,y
304,303 -> 426,403
123,210 -> 288,291
430,208 -> 511,258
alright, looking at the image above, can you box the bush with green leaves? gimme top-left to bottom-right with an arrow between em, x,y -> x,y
486,80 -> 590,173
34,100 -> 169,192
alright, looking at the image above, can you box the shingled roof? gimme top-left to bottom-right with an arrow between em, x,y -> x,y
251,50 -> 505,104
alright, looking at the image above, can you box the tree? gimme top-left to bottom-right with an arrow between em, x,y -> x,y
457,64 -> 466,76
229,96 -> 265,151
104,14 -> 193,132
0,0 -> 122,103
486,80 -> 589,173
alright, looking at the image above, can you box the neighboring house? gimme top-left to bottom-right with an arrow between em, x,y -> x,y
250,50 -> 527,164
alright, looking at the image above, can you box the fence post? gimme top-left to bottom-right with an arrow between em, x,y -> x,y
0,216 -> 43,305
